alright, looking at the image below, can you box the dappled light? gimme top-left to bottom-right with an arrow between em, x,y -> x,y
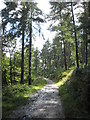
56,69 -> 74,87
2,78 -> 47,117
8,79 -> 65,118
1,0 -> 90,119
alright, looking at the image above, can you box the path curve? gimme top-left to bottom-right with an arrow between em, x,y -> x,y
8,78 -> 65,119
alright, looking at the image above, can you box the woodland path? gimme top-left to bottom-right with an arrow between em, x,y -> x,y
8,78 -> 65,119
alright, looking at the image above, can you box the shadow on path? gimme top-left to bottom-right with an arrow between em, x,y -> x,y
8,78 -> 65,119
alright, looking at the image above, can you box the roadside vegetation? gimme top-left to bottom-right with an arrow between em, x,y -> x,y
56,66 -> 89,118
1,1 -> 90,119
2,77 -> 46,117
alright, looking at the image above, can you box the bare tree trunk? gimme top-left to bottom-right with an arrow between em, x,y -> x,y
81,38 -> 85,64
29,22 -> 32,85
71,2 -> 79,68
36,64 -> 37,78
2,69 -> 7,85
63,41 -> 67,70
20,14 -> 25,84
88,1 -> 90,18
10,53 -> 12,85
14,54 -> 15,84
59,9 -> 67,70
84,3 -> 88,66
85,28 -> 88,65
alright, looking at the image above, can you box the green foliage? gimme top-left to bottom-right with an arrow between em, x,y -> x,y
49,67 -> 64,81
33,48 -> 40,77
58,67 -> 89,118
1,1 -> 90,119
2,77 -> 47,117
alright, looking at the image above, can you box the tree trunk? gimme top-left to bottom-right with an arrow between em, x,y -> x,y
88,1 -> 90,18
2,69 -> 7,85
85,28 -> 88,65
29,22 -> 32,85
10,53 -> 12,85
59,10 -> 67,70
20,17 -> 25,84
36,64 -> 37,78
49,58 -> 51,75
71,2 -> 79,68
84,3 -> 88,66
63,40 -> 67,70
81,42 -> 85,64
14,54 -> 15,84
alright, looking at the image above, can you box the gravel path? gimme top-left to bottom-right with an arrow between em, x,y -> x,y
8,78 -> 65,119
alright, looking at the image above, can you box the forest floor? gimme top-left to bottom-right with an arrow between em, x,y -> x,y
8,78 -> 65,119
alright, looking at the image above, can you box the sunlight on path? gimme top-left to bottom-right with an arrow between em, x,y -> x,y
8,78 -> 65,119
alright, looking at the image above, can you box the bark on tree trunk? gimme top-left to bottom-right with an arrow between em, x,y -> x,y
88,1 -> 90,17
20,18 -> 25,84
59,10 -> 67,70
83,3 -> 88,66
81,39 -> 85,64
14,54 -> 15,84
85,29 -> 88,65
3,69 -> 7,85
36,65 -> 37,78
71,2 -> 79,68
29,22 -> 32,85
10,53 -> 12,85
63,41 -> 67,70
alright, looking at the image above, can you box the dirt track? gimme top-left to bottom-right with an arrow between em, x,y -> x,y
8,78 -> 65,119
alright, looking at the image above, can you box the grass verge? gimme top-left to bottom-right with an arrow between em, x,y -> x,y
56,66 -> 89,118
2,77 -> 47,117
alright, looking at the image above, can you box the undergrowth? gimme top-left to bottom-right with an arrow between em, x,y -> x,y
57,66 -> 89,118
2,77 -> 47,117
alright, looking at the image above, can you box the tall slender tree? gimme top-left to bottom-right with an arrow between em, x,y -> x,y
71,2 -> 79,68
29,20 -> 32,85
20,3 -> 26,84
